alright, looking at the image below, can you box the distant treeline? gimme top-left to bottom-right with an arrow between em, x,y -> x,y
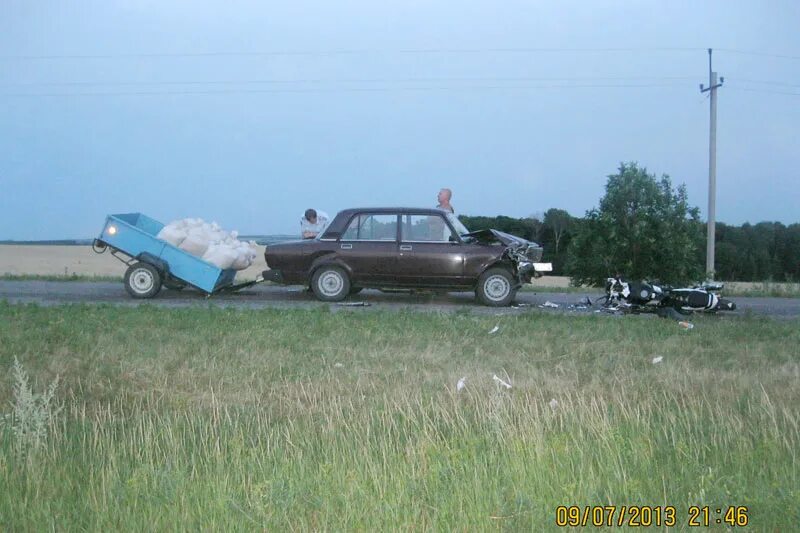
0,239 -> 94,246
459,212 -> 800,282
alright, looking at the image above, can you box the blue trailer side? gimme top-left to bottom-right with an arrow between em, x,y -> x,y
97,213 -> 237,294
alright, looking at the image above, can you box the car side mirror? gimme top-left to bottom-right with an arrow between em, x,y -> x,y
448,235 -> 460,243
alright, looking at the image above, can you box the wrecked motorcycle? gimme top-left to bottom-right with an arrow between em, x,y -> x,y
600,277 -> 737,318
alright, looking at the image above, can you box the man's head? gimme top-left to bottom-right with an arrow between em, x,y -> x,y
437,188 -> 452,205
304,208 -> 318,223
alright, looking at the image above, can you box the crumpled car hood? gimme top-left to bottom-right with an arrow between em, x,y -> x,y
462,229 -> 538,248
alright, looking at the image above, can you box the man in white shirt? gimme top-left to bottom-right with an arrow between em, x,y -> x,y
300,209 -> 328,239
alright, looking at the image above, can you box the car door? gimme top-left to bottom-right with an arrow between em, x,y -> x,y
337,213 -> 399,284
396,214 -> 465,287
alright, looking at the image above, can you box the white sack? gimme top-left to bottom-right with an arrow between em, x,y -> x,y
179,232 -> 209,257
156,225 -> 187,247
202,244 -> 237,270
160,217 -> 258,269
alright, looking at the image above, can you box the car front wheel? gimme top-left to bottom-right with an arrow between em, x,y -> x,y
476,267 -> 516,306
311,265 -> 351,302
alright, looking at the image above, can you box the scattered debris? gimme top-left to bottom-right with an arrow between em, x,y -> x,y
336,301 -> 371,307
492,374 -> 512,389
488,325 -> 500,335
678,321 -> 694,330
456,377 -> 467,392
511,303 -> 531,309
549,398 -> 559,411
540,301 -> 560,309
652,356 -> 664,364
333,362 -> 344,368
597,305 -> 622,314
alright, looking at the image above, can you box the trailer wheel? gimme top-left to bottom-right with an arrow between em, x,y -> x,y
311,265 -> 350,302
124,262 -> 162,299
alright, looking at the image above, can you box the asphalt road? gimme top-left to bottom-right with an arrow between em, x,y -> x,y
1,280 -> 799,319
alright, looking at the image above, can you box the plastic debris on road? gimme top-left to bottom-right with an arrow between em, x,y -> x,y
539,301 -> 560,309
492,374 -> 512,389
456,377 -> 466,392
567,304 -> 589,311
652,356 -> 664,364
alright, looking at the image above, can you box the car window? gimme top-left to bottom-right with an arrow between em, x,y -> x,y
446,213 -> 470,235
401,214 -> 457,242
341,214 -> 398,241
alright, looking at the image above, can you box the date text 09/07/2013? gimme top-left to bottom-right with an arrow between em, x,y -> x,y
555,505 -> 749,528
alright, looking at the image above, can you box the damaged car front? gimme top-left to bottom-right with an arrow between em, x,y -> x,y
460,227 -> 553,286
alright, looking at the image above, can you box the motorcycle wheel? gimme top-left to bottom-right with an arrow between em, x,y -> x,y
716,298 -> 737,311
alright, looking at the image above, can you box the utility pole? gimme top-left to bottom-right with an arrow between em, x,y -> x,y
700,48 -> 723,279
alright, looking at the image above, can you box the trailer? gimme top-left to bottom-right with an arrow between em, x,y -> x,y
93,213 -> 265,298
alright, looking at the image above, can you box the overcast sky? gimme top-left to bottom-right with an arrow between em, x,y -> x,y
1,0 -> 798,239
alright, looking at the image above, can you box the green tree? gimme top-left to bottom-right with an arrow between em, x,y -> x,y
566,162 -> 703,286
543,208 -> 574,255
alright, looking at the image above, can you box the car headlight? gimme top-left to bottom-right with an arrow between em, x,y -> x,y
526,246 -> 543,262
107,225 -> 117,235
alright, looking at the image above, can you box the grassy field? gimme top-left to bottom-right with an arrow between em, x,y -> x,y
0,303 -> 798,530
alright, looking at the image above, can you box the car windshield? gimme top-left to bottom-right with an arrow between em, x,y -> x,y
446,213 -> 470,236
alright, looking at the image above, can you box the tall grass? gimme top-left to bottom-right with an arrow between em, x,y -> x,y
1,303 -> 798,529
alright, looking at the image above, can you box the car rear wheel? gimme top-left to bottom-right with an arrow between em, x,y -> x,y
311,266 -> 350,302
476,267 -> 516,307
124,262 -> 162,299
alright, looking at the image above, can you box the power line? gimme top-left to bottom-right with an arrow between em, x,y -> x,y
2,46 -> 797,63
0,46 -> 707,61
0,82 -> 690,97
716,48 -> 800,61
727,86 -> 800,96
732,78 -> 800,88
0,75 -> 697,88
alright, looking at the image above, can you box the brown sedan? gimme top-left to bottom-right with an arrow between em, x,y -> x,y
263,207 -> 552,306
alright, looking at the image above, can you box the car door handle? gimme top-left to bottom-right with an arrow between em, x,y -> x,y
341,243 -> 353,250
399,245 -> 412,251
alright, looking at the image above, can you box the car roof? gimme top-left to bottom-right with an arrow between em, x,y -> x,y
322,207 -> 453,239
337,207 -> 450,216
